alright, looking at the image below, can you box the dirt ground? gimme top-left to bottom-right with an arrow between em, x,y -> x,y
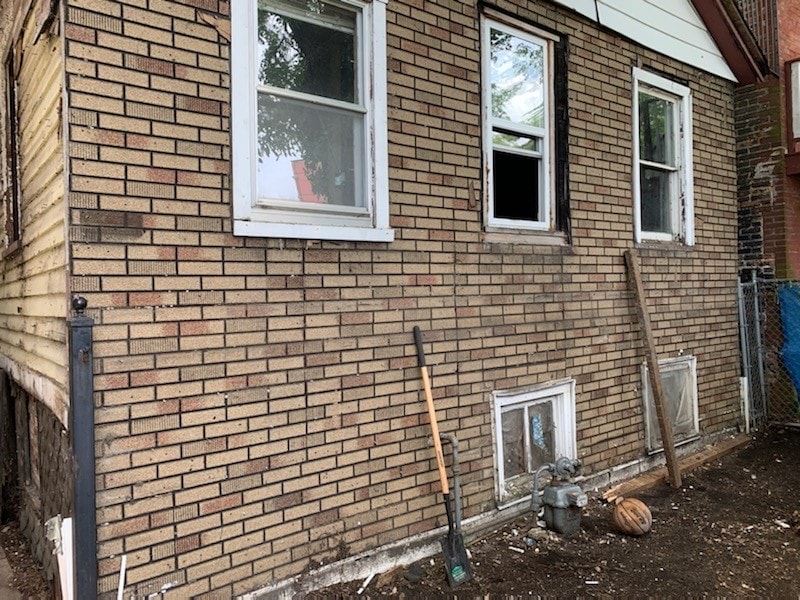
0,430 -> 798,598
0,519 -> 50,598
310,429 -> 800,598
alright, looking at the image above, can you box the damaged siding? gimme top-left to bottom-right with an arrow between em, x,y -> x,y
0,1 -> 68,425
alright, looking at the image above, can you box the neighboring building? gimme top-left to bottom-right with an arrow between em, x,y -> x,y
0,0 -> 766,597
736,0 -> 800,278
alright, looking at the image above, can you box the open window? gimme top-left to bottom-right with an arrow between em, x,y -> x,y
231,0 -> 392,242
492,379 -> 576,505
633,68 -> 694,245
481,12 -> 569,236
642,355 -> 699,453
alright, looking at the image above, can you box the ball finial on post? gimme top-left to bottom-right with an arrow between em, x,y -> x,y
72,296 -> 88,315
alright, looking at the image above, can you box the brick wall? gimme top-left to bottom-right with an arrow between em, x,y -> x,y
7,377 -> 73,583
737,0 -> 779,71
776,0 -> 800,277
735,78 -> 782,277
736,0 -> 800,278
63,0 -> 742,596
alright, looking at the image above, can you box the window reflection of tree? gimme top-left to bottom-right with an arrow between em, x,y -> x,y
490,30 -> 544,127
257,2 -> 357,206
639,93 -> 671,232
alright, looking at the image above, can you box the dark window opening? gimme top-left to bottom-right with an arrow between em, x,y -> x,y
493,150 -> 541,221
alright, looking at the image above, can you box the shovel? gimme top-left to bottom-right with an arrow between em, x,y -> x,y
413,326 -> 472,587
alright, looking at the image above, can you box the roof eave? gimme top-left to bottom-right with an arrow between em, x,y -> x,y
691,0 -> 772,84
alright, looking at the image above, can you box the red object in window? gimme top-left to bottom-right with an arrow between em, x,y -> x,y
291,160 -> 322,203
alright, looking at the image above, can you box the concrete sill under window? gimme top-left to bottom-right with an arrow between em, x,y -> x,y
635,240 -> 693,253
482,229 -> 569,247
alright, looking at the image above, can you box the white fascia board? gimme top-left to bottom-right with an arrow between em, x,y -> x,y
548,0 -> 597,21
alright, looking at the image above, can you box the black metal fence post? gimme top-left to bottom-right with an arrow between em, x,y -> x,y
69,296 -> 96,598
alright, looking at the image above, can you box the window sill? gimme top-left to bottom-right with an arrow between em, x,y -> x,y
482,228 -> 568,246
646,434 -> 701,456
234,219 -> 394,243
3,239 -> 21,259
635,239 -> 693,252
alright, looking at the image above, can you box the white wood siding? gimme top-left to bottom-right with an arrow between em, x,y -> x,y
549,0 -> 737,81
0,19 -> 68,425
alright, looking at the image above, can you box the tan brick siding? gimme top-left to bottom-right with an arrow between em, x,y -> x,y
63,0 -> 741,596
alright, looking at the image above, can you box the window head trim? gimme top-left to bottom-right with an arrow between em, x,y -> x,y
632,67 -> 694,246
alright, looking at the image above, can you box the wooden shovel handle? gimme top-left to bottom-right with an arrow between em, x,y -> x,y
413,326 -> 450,496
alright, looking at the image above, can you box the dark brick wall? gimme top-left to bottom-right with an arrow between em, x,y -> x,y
737,0 -> 779,71
735,79 -> 782,277
0,375 -> 17,522
8,377 -> 73,582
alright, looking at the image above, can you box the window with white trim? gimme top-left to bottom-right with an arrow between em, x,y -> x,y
633,68 -> 694,244
642,355 -> 699,452
231,0 -> 392,242
482,16 -> 559,232
492,379 -> 576,504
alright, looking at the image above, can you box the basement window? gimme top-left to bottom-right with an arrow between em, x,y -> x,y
492,379 -> 576,505
642,355 -> 699,453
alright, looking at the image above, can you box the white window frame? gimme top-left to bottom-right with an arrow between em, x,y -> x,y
481,13 -> 556,232
492,378 -> 576,505
632,68 -> 694,245
231,0 -> 393,242
642,355 -> 699,453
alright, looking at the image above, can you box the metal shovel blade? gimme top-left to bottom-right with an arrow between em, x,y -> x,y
440,532 -> 472,587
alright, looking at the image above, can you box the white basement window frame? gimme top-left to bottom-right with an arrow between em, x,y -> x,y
642,355 -> 699,453
632,68 -> 694,245
492,379 -> 576,505
231,0 -> 393,242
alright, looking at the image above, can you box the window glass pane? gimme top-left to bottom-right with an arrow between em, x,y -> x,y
529,401 -> 554,469
662,368 -> 694,437
501,408 -> 525,479
648,364 -> 696,448
493,150 -> 540,221
257,0 -> 357,103
640,165 -> 671,233
639,92 -> 674,166
489,28 -> 544,128
492,131 -> 540,153
256,94 -> 363,207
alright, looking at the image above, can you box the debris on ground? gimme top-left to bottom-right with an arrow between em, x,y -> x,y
307,430 -> 800,598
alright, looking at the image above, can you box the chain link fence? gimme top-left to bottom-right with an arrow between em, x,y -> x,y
739,278 -> 800,429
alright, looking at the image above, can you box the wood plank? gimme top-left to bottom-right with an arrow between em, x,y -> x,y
603,435 -> 751,502
625,249 -> 681,488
